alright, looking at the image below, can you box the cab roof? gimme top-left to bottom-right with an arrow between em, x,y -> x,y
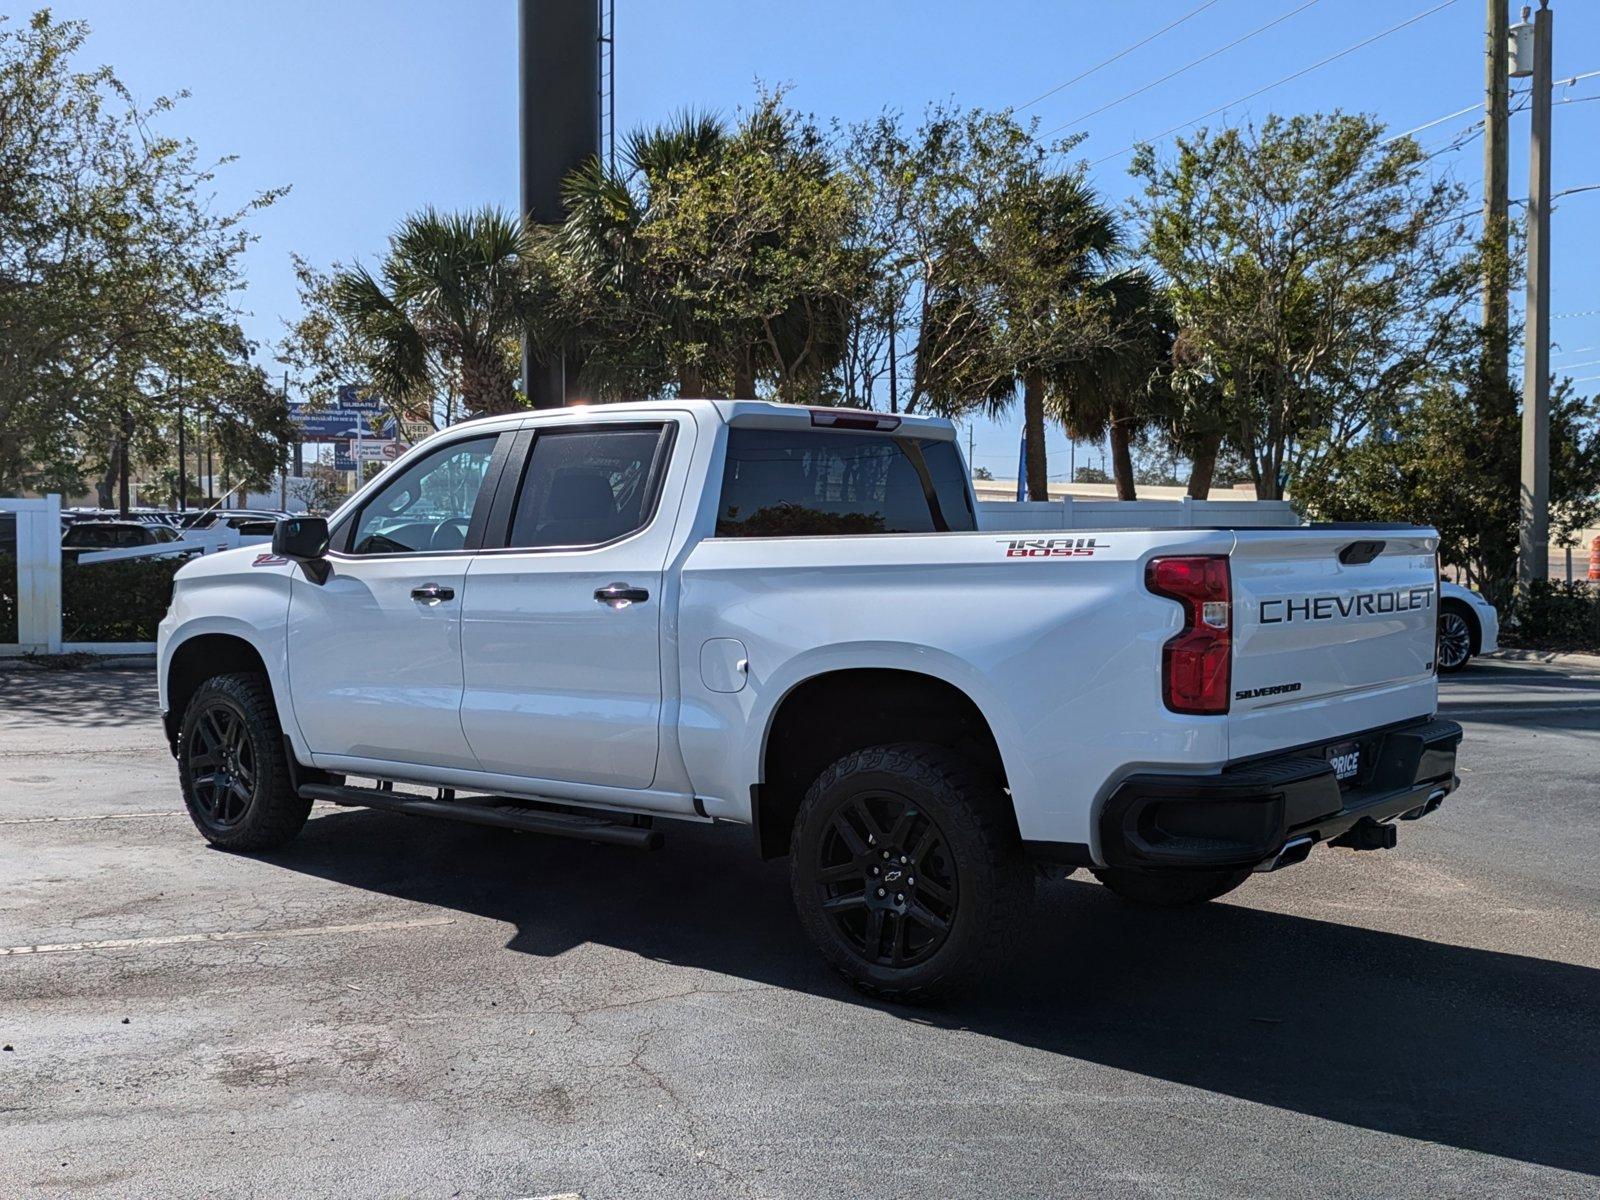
448,398 -> 956,440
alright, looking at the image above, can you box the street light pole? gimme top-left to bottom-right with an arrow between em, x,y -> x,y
175,371 -> 186,512
519,0 -> 600,408
1518,2 -> 1553,586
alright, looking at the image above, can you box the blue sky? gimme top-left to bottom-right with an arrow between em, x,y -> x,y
52,0 -> 1600,479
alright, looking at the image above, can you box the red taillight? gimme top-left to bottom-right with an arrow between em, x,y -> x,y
1146,555 -> 1232,715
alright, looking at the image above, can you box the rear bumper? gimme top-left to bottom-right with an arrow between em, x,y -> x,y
1097,717 -> 1462,870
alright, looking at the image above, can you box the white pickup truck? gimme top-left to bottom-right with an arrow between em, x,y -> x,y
157,399 -> 1462,1000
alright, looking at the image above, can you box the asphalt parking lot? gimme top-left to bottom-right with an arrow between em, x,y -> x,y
1,658 -> 1597,1199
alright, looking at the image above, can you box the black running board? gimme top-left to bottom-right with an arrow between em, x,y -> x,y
297,783 -> 664,850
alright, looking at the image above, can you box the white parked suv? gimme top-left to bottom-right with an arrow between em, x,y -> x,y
157,400 -> 1463,1000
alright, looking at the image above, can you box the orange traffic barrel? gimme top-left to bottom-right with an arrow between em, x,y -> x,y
1589,535 -> 1600,581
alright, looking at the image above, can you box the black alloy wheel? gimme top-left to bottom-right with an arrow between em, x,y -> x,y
185,697 -> 258,828
789,742 -> 1030,1002
811,792 -> 958,970
177,673 -> 311,851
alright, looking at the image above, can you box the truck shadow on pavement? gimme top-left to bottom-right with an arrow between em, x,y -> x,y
268,807 -> 1600,1179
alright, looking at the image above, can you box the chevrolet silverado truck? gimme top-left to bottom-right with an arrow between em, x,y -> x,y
157,399 -> 1462,1000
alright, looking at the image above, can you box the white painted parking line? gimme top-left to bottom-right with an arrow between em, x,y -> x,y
0,803 -> 341,826
1442,703 -> 1600,716
0,811 -> 187,825
0,916 -> 454,957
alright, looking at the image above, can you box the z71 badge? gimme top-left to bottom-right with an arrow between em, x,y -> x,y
999,537 -> 1107,559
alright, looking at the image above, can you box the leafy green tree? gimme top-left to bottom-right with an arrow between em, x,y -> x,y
1294,364 -> 1600,606
841,105 -> 1012,415
0,10 -> 283,498
1131,112 -> 1479,500
551,96 -> 863,402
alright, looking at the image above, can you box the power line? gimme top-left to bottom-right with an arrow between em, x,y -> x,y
1015,0 -> 1222,113
1553,183 -> 1600,202
1087,0 -> 1463,168
1403,66 -> 1596,147
1385,102 -> 1484,143
1043,1 -> 1321,138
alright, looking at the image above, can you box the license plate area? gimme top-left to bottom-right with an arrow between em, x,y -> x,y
1325,740 -> 1363,784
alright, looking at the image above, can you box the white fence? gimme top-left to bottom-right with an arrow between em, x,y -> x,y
1,494 -> 157,657
2,494 -> 64,655
978,497 -> 1300,532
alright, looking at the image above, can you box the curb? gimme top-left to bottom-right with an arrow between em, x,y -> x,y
1485,648 -> 1600,669
0,654 -> 156,672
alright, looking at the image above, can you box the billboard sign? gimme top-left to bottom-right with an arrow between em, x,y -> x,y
290,387 -> 386,442
293,407 -> 370,441
335,384 -> 384,415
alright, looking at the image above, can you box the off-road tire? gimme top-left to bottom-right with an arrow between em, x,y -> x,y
789,742 -> 1030,1003
1091,865 -> 1252,908
177,673 -> 311,851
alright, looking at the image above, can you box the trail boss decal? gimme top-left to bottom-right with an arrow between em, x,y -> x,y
999,537 -> 1107,559
1259,586 -> 1433,624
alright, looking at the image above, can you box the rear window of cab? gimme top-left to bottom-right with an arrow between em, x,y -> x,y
715,428 -> 975,537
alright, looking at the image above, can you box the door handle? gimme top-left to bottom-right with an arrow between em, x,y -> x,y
594,582 -> 649,608
411,583 -> 455,604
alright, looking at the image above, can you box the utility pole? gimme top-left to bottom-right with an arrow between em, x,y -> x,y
518,0 -> 600,408
1483,0 -> 1510,377
1518,2 -> 1553,586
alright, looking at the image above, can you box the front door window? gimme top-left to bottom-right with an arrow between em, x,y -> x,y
347,435 -> 497,555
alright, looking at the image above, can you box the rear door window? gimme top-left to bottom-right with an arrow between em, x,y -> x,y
504,425 -> 672,550
715,428 -> 975,537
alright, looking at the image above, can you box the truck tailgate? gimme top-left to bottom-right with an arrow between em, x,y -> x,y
1227,527 -> 1439,760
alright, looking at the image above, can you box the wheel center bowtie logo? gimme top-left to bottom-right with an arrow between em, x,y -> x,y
1259,586 -> 1434,623
999,537 -> 1107,559
884,868 -> 903,883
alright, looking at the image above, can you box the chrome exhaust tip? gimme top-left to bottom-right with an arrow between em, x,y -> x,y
1254,835 -> 1315,873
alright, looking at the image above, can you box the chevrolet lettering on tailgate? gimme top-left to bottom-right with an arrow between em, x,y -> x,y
1259,587 -> 1434,625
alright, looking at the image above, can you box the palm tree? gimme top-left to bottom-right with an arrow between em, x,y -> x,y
924,168 -> 1126,501
552,111 -> 731,398
333,208 -> 530,416
1048,269 -> 1176,500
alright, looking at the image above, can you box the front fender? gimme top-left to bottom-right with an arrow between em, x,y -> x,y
158,567 -> 298,757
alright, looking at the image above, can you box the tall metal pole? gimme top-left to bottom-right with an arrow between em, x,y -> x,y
279,372 -> 290,511
519,0 -> 600,408
175,372 -> 186,512
1483,0 -> 1510,376
1518,2 -> 1553,586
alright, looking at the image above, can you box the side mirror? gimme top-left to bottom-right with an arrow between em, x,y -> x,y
272,517 -> 331,583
